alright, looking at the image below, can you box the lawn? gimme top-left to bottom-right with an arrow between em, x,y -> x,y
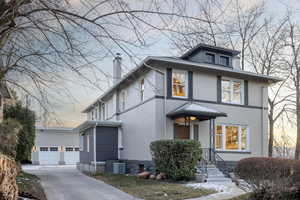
227,193 -> 251,200
17,171 -> 47,200
92,173 -> 215,200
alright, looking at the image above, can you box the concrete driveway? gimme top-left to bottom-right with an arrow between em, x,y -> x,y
23,165 -> 139,200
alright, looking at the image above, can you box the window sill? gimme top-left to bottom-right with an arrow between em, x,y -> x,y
215,150 -> 251,154
172,95 -> 188,99
221,102 -> 244,106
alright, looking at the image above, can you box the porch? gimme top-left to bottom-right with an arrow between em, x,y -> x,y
167,102 -> 227,162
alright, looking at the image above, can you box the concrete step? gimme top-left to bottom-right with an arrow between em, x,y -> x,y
206,178 -> 232,183
208,174 -> 227,178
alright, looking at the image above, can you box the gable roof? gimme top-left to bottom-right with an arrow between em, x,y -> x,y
181,43 -> 240,59
82,56 -> 282,113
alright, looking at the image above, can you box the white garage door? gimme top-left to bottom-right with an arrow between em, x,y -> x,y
64,147 -> 79,165
39,147 -> 60,165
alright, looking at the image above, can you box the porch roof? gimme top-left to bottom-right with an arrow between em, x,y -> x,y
167,102 -> 227,120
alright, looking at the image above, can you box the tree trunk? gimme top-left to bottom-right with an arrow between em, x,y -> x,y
268,118 -> 274,157
295,79 -> 300,159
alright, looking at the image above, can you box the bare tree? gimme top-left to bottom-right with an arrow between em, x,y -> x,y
284,19 -> 300,159
0,0 -> 208,121
248,18 -> 293,157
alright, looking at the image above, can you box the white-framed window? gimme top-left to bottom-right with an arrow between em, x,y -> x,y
215,124 -> 249,151
65,147 -> 74,152
140,79 -> 145,102
80,135 -> 84,151
172,69 -> 188,98
221,78 -> 244,104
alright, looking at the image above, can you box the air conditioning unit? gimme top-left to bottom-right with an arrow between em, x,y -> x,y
113,162 -> 126,174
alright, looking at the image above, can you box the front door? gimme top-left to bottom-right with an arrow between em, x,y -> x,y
174,124 -> 190,139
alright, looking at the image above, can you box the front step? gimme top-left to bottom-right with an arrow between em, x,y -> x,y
197,163 -> 232,183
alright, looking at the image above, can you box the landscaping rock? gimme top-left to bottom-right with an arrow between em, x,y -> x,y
0,154 -> 18,200
137,171 -> 150,179
149,175 -> 156,180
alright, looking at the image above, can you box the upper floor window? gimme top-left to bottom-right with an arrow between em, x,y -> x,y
140,79 -> 145,102
220,56 -> 229,66
215,124 -> 249,151
221,79 -> 243,104
172,70 -> 188,98
206,53 -> 215,64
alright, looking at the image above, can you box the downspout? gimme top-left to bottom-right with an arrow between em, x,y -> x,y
164,71 -> 167,138
93,123 -> 97,172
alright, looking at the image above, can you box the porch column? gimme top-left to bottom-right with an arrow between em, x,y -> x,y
209,119 -> 216,162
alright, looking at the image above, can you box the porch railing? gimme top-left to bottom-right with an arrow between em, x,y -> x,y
199,148 -> 230,177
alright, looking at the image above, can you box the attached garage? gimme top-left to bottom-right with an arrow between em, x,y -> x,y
32,127 -> 80,165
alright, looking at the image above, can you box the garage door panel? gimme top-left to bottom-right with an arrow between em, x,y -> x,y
39,147 -> 60,165
64,147 -> 79,165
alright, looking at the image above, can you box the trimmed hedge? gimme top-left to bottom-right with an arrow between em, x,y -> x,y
4,103 -> 36,162
150,139 -> 201,181
235,157 -> 300,199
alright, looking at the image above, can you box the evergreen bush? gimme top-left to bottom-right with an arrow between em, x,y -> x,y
150,139 -> 201,181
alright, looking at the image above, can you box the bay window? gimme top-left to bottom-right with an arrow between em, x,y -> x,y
221,79 -> 243,104
215,124 -> 249,151
172,70 -> 188,97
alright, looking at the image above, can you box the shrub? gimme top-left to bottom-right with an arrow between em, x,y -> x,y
150,139 -> 201,181
235,157 -> 300,200
4,103 -> 36,162
0,120 -> 22,158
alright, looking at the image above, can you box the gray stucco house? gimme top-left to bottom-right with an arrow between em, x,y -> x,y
76,44 -> 280,173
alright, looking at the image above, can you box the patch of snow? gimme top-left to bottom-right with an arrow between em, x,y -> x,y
186,182 -> 235,193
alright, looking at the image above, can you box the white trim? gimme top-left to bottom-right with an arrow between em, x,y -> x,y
171,69 -> 188,98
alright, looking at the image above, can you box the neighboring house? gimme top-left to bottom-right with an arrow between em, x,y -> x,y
76,43 -> 281,173
32,127 -> 80,165
0,83 -> 14,122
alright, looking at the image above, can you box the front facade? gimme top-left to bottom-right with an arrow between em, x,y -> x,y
32,127 -> 80,165
77,44 -> 280,173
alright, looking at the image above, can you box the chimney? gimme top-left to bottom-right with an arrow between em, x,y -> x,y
113,53 -> 122,84
232,56 -> 241,70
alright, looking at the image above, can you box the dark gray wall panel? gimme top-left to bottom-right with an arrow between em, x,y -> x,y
96,127 -> 118,161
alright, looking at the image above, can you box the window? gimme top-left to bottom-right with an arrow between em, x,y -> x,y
172,70 -> 188,97
226,126 -> 239,150
194,125 -> 199,141
215,124 -> 249,151
140,79 -> 145,102
220,56 -> 229,66
215,125 -> 223,150
221,79 -> 243,104
120,90 -> 126,111
75,147 -> 80,151
50,147 -> 58,151
40,147 -> 48,151
206,53 -> 215,63
65,147 -> 73,152
91,110 -> 94,120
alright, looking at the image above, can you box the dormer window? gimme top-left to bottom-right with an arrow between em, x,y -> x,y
220,56 -> 229,66
206,53 -> 215,64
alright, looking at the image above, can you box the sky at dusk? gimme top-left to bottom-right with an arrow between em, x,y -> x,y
29,0 -> 300,144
